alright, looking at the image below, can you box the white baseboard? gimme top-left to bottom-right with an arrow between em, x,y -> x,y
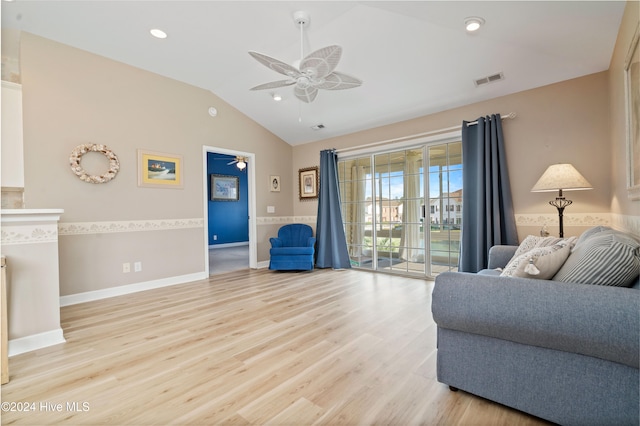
9,328 -> 66,357
257,260 -> 270,269
59,271 -> 208,307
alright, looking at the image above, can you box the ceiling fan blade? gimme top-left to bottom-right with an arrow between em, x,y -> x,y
316,71 -> 363,90
294,86 -> 318,103
250,80 -> 296,91
227,160 -> 238,165
300,45 -> 342,79
248,51 -> 301,78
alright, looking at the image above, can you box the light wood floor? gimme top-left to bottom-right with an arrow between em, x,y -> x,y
1,269 -> 550,425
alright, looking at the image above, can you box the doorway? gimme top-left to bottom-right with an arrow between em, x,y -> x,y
202,146 -> 257,275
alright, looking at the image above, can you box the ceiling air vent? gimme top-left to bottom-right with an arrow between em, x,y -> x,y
474,72 -> 504,87
311,124 -> 325,131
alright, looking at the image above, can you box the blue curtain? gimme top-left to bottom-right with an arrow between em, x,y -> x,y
459,114 -> 518,272
315,149 -> 351,269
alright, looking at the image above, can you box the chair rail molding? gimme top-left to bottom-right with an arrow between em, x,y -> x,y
516,212 -> 639,237
59,218 -> 203,235
257,216 -> 316,225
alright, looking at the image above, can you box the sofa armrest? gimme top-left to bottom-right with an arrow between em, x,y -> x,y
487,245 -> 518,269
307,237 -> 316,247
432,272 -> 640,368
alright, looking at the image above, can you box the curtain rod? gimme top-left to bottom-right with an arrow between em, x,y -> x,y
465,112 -> 517,126
336,112 -> 516,154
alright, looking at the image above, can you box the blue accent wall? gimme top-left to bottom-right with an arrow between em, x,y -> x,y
207,152 -> 249,246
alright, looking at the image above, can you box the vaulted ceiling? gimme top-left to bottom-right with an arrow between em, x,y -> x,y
1,1 -> 626,145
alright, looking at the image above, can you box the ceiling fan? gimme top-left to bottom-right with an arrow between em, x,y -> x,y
227,156 -> 247,170
248,11 -> 362,103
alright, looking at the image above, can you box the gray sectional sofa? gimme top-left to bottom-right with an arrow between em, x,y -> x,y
432,226 -> 640,426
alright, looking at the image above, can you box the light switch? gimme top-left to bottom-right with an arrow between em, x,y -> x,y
267,206 -> 275,213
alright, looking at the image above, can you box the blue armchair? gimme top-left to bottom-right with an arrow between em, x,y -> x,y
269,224 -> 316,271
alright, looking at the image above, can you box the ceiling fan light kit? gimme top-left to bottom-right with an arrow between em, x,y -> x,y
248,11 -> 362,104
227,156 -> 248,171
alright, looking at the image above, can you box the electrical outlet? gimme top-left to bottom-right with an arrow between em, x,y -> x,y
134,261 -> 142,272
213,235 -> 217,241
123,262 -> 131,273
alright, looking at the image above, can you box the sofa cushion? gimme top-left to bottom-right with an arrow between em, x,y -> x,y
501,242 -> 572,280
553,230 -> 640,287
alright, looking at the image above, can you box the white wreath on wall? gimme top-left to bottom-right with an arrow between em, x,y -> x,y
69,143 -> 120,184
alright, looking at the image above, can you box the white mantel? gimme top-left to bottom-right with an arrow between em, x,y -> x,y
1,208 -> 65,356
1,208 -> 64,223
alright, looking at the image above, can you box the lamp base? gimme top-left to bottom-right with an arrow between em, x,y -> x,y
549,197 -> 572,238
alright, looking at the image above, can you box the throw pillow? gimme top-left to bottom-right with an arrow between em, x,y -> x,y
513,235 -> 543,258
574,225 -> 612,248
501,242 -> 572,280
553,230 -> 640,287
513,235 -> 577,258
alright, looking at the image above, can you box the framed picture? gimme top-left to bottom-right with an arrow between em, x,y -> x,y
270,175 -> 281,192
137,150 -> 183,188
625,23 -> 640,200
211,174 -> 239,201
298,166 -> 319,200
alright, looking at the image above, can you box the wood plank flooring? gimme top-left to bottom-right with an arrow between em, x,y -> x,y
1,269 -> 550,425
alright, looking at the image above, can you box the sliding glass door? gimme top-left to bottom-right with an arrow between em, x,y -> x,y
427,142 -> 462,275
338,140 -> 461,277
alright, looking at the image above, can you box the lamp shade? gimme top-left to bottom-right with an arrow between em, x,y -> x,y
531,163 -> 592,192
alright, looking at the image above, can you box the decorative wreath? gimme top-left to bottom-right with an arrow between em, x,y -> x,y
69,143 -> 120,184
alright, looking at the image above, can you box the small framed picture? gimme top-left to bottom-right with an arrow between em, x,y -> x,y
270,175 -> 281,192
298,166 -> 319,200
211,174 -> 239,201
137,150 -> 183,188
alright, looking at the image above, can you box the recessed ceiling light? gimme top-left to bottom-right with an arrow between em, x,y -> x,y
150,28 -> 167,39
272,93 -> 282,101
464,17 -> 485,32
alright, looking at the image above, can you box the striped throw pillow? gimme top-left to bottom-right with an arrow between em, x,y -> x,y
552,230 -> 640,287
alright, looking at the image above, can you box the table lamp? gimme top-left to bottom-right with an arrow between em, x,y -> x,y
531,163 -> 592,237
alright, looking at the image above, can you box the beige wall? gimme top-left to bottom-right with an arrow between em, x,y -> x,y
14,2 -> 640,299
294,2 -> 640,240
608,1 -> 640,217
19,33 -> 293,297
293,71 -> 615,239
